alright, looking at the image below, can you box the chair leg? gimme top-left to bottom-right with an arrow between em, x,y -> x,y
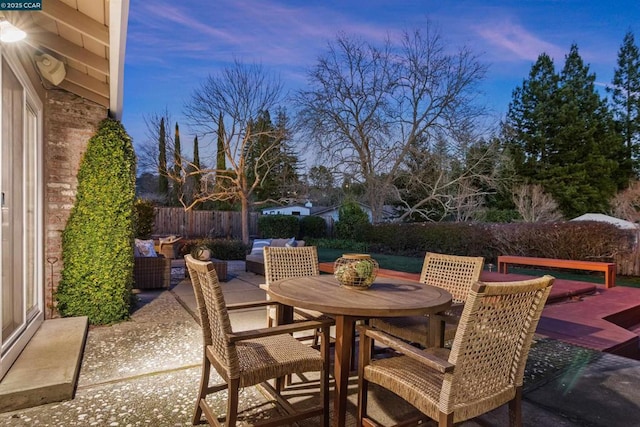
508,386 -> 523,427
226,378 -> 240,426
192,354 -> 210,425
320,326 -> 330,427
438,411 -> 454,427
357,329 -> 372,425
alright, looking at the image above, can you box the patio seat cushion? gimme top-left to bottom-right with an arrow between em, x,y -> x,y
134,238 -> 158,257
245,238 -> 306,275
249,238 -> 272,255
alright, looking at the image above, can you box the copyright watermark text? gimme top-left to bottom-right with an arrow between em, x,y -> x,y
0,1 -> 42,10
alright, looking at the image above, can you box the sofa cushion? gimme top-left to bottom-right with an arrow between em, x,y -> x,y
285,236 -> 297,247
135,239 -> 158,257
250,238 -> 272,255
270,238 -> 289,247
246,253 -> 264,263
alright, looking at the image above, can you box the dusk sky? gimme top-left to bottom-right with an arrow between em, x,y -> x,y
122,0 -> 640,169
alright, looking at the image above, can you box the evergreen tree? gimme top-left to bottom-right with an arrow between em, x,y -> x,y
172,122 -> 183,206
272,109 -> 301,201
193,135 -> 201,196
504,53 -> 559,182
245,109 -> 300,203
214,112 -> 234,210
245,110 -> 275,201
56,119 -> 136,324
216,112 -> 226,167
158,117 -> 168,201
546,44 -> 623,217
608,31 -> 640,177
503,45 -> 625,218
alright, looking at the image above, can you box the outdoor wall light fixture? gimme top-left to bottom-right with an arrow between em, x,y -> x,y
0,15 -> 26,43
35,53 -> 66,86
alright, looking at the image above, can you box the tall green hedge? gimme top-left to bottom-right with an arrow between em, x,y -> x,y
134,198 -> 155,239
258,214 -> 300,238
56,118 -> 137,325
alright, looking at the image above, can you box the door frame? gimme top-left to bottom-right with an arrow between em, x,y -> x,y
0,46 -> 44,380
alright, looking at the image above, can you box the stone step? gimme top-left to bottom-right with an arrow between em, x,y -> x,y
0,316 -> 88,413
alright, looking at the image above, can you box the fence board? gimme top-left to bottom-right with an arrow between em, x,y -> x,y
153,208 -> 258,239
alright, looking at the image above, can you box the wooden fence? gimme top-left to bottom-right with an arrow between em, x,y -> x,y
615,251 -> 640,277
153,208 -> 258,239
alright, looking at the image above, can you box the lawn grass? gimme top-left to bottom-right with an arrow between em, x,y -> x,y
317,247 -> 640,288
317,248 -> 424,273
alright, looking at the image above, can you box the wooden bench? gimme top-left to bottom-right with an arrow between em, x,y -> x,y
497,255 -> 616,288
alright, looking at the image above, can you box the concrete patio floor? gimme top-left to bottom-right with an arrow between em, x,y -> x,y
1,261 -> 640,426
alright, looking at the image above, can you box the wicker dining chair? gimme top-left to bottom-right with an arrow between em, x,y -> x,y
357,275 -> 554,427
262,246 -> 335,346
371,252 -> 484,347
185,255 -> 331,427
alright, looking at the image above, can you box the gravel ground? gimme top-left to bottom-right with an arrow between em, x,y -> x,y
0,264 -> 633,427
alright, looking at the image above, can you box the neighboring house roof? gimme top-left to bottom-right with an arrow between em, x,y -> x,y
8,0 -> 128,118
571,213 -> 639,230
312,202 -> 398,221
262,201 -> 399,222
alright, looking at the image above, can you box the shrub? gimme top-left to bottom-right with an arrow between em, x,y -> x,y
258,214 -> 300,238
335,200 -> 371,240
182,238 -> 249,260
56,118 -> 137,325
307,238 -> 369,253
489,221 -> 632,262
364,220 -> 632,265
133,198 -> 155,238
299,215 -> 327,239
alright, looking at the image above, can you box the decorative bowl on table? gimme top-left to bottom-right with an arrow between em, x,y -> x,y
334,254 -> 379,290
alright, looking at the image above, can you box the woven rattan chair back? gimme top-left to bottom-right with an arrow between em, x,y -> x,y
185,255 -> 239,379
264,246 -> 320,285
442,276 -> 553,417
262,246 -> 330,346
185,254 -> 330,426
420,252 -> 484,303
358,275 -> 554,426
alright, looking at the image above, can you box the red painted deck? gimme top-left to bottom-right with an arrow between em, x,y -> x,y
319,262 -> 640,358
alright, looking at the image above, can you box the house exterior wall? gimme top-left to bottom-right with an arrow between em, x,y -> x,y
262,206 -> 311,216
43,89 -> 107,318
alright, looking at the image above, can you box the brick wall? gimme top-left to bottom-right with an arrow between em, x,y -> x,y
43,89 -> 107,318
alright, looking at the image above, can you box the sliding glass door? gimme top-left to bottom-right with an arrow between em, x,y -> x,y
0,53 -> 43,380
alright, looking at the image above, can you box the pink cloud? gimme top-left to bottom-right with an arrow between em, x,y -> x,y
475,21 -> 565,63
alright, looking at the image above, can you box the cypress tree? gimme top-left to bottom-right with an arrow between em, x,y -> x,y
193,135 -> 201,197
173,122 -> 183,205
216,112 -> 226,172
158,117 -> 168,201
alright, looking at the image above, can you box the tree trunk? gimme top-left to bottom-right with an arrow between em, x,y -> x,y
241,196 -> 250,244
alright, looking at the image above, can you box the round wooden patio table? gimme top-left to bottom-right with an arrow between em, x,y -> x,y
268,275 -> 452,427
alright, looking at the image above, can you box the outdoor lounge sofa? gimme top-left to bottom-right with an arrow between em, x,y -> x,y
245,237 -> 306,275
133,238 -> 171,289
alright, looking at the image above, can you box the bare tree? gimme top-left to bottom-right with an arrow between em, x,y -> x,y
392,134 -> 503,221
183,60 -> 285,243
611,180 -> 640,223
295,24 -> 487,222
513,184 -> 563,222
